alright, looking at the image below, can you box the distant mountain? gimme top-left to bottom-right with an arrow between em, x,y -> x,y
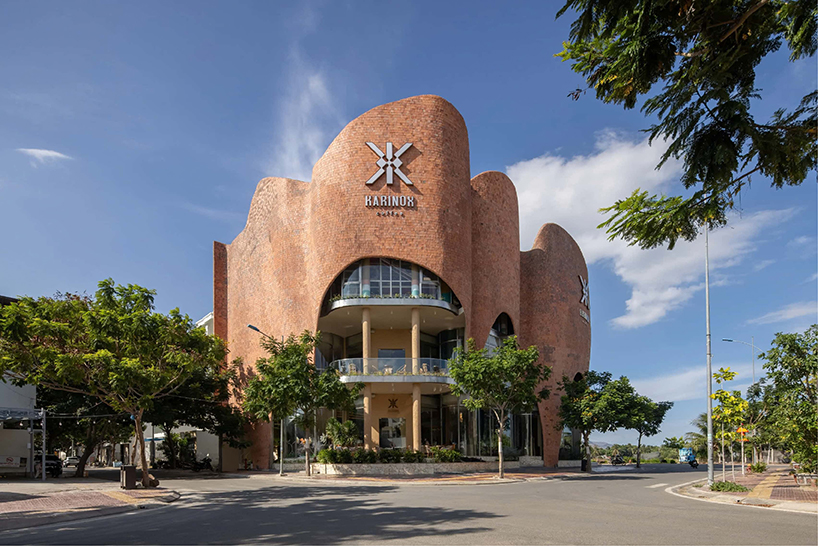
590,441 -> 612,448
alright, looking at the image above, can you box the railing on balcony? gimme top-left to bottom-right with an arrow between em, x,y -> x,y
333,357 -> 450,376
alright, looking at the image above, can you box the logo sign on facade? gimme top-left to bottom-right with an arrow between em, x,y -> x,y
387,398 -> 399,413
579,275 -> 590,324
364,142 -> 417,214
366,142 -> 414,186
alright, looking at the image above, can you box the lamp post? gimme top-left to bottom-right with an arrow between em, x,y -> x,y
247,324 -> 286,477
721,337 -> 761,385
705,224 -> 714,486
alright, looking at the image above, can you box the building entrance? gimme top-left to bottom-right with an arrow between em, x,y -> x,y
378,418 -> 406,448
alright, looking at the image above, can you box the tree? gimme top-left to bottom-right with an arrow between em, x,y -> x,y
557,371 -> 631,472
625,397 -> 673,468
449,336 -> 548,478
684,413 -> 710,462
760,325 -> 817,473
143,364 -> 246,469
37,387 -> 132,477
324,417 -> 359,449
242,331 -> 360,476
557,0 -> 817,250
712,367 -> 748,481
0,281 -> 226,487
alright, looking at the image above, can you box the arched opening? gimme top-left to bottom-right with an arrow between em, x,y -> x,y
573,372 -> 584,382
485,312 -> 515,353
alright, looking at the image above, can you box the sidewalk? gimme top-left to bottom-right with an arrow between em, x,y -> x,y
672,465 -> 817,514
0,479 -> 179,532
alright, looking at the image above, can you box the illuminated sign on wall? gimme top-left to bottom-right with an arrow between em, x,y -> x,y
364,142 -> 417,213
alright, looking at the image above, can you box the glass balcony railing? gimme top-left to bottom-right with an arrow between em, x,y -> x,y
333,357 -> 450,377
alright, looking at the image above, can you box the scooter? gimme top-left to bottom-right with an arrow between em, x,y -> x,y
688,459 -> 699,468
611,454 -> 625,465
191,455 -> 214,472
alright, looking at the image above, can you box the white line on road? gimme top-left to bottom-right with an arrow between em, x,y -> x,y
646,483 -> 669,488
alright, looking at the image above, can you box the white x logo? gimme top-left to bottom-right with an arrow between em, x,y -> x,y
365,142 -> 414,186
579,276 -> 590,309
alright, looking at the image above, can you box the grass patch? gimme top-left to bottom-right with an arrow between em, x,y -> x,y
710,481 -> 749,492
692,483 -> 703,488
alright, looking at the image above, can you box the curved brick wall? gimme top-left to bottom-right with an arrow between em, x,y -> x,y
214,96 -> 589,468
519,223 -> 591,466
469,171 -> 521,347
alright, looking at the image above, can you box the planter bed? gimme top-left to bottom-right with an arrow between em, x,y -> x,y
312,460 -> 520,476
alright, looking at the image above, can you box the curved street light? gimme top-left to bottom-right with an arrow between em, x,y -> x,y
721,337 -> 762,385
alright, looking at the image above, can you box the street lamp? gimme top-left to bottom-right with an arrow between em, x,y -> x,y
246,324 -> 285,476
704,224 -> 714,486
721,337 -> 761,385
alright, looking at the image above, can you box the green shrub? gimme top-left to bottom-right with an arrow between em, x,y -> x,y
749,462 -> 767,474
316,449 -> 333,464
324,418 -> 359,449
352,449 -> 378,464
710,481 -> 749,492
377,449 -> 403,463
401,450 -> 425,463
669,460 -> 677,464
431,447 -> 462,463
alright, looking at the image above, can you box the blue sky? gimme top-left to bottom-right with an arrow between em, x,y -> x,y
2,1 -> 816,445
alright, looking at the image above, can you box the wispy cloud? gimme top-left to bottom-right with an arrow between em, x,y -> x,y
181,203 -> 244,223
507,131 -> 796,329
16,148 -> 73,167
753,259 -> 775,272
805,272 -> 818,283
787,235 -> 814,248
631,362 -> 754,403
747,300 -> 817,325
261,4 -> 343,182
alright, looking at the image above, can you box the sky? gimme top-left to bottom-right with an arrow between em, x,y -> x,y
2,1 -> 816,445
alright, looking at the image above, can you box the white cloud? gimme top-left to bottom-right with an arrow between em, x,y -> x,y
261,4 -> 342,184
805,272 -> 818,283
753,259 -> 775,272
16,148 -> 73,166
747,300 -> 817,325
507,132 -> 796,329
630,362 -> 754,403
182,203 -> 244,223
787,235 -> 814,248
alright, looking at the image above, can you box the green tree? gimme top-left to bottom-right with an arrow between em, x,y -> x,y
242,331 -> 360,476
557,371 -> 631,472
557,0 -> 817,250
684,413 -> 710,461
449,336 -> 548,478
625,397 -> 673,467
760,325 -> 818,473
712,367 -> 748,481
143,364 -> 246,469
37,387 -> 132,477
0,281 -> 226,487
323,417 -> 359,449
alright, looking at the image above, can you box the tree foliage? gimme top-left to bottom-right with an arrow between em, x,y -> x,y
449,336 -> 548,478
760,325 -> 817,472
625,396 -> 673,467
557,371 -> 634,471
0,280 -> 227,486
557,0 -> 817,249
241,331 -> 360,476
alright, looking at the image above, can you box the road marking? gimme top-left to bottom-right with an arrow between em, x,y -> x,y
646,483 -> 668,488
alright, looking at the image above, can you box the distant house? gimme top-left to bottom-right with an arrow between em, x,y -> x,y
0,295 -> 39,476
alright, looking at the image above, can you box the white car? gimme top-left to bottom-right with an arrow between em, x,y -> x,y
64,456 -> 80,467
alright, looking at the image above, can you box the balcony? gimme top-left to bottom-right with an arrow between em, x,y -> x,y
333,357 -> 453,384
326,295 -> 461,316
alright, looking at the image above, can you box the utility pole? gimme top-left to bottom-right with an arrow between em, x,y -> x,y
705,225 -> 714,486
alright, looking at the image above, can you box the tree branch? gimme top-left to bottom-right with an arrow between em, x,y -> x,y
719,0 -> 770,43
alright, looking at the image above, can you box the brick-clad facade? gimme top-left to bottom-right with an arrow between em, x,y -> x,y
214,95 -> 590,469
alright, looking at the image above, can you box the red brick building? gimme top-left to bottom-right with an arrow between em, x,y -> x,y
213,95 -> 590,470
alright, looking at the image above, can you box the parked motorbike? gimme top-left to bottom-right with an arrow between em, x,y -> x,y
611,454 -> 625,465
191,455 -> 214,472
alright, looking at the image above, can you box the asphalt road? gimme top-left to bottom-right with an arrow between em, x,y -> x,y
1,465 -> 815,545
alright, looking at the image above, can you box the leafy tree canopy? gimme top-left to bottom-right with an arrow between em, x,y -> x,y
449,336 -> 548,477
557,0 -> 817,249
0,280 -> 227,486
241,331 -> 360,475
624,396 -> 673,467
760,324 -> 817,472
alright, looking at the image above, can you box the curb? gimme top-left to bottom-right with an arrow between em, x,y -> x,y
666,478 -> 818,515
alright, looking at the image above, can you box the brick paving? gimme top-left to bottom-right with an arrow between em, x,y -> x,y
710,465 -> 817,503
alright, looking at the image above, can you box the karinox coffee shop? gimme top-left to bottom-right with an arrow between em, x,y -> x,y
213,95 -> 590,471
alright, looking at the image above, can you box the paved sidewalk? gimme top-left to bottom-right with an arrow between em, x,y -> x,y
0,479 -> 179,532
672,465 -> 817,513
